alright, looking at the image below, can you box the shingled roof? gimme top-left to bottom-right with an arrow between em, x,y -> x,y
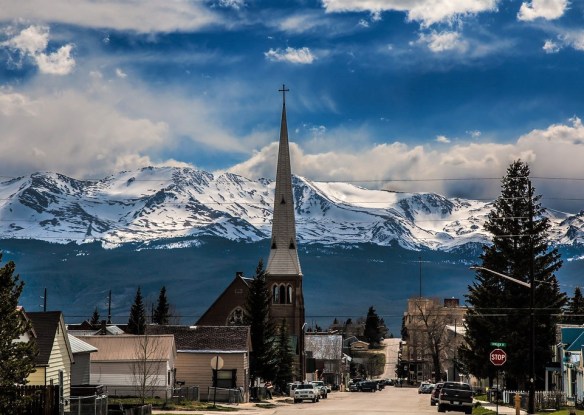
27,311 -> 73,366
145,325 -> 251,353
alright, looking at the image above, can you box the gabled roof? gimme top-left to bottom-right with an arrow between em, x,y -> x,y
195,274 -> 250,325
305,334 -> 342,360
76,335 -> 175,362
68,334 -> 98,354
145,325 -> 251,353
27,311 -> 74,366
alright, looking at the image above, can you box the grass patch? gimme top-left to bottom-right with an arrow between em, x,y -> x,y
108,397 -> 239,411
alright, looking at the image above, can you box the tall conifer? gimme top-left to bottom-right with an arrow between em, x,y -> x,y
127,287 -> 146,335
153,286 -> 170,325
565,286 -> 584,325
0,255 -> 37,412
244,259 -> 277,383
274,319 -> 294,392
460,160 -> 566,389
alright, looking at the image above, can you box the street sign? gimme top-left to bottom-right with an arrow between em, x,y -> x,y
490,342 -> 507,347
490,348 -> 507,366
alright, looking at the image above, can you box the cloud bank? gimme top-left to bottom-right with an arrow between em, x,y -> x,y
321,0 -> 499,27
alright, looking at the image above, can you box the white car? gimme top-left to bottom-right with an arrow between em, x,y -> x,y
310,381 -> 328,399
293,383 -> 319,403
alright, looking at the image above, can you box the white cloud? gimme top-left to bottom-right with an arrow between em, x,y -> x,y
35,44 -> 75,75
216,0 -> 246,10
467,130 -> 481,139
0,0 -> 222,33
517,0 -> 568,21
1,25 -> 75,75
418,31 -> 468,53
229,117 -> 584,212
265,47 -> 316,64
116,68 -> 128,78
321,0 -> 499,27
543,39 -> 560,53
559,31 -> 584,51
436,135 -> 451,143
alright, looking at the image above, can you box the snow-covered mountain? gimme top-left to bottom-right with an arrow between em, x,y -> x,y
0,166 -> 581,250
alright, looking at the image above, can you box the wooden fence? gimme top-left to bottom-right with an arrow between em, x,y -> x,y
0,385 -> 60,415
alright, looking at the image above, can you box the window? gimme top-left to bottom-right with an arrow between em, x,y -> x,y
279,285 -> 286,304
287,285 -> 293,304
213,369 -> 237,389
272,285 -> 280,304
226,307 -> 244,326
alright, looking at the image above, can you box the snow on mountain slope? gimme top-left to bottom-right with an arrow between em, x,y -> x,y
0,167 -> 581,250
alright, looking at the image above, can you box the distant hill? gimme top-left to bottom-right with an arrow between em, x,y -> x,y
1,167 -> 582,331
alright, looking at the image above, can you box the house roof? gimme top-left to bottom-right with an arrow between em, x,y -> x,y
27,311 -> 74,366
76,335 -> 175,362
68,334 -> 98,354
145,325 -> 251,353
305,334 -> 343,360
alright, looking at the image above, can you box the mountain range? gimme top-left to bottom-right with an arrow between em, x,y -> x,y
1,167 -> 582,332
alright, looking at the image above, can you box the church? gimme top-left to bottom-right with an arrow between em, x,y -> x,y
196,85 -> 306,378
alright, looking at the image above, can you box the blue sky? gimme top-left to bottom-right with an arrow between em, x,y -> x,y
1,0 -> 584,212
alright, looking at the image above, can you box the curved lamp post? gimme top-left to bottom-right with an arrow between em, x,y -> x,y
470,265 -> 536,415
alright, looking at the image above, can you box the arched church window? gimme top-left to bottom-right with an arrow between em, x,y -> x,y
279,285 -> 286,304
226,307 -> 244,326
280,196 -> 286,204
272,285 -> 280,304
287,285 -> 293,304
289,239 -> 295,249
271,240 -> 277,249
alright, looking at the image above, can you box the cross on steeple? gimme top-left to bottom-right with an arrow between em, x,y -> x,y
279,84 -> 289,105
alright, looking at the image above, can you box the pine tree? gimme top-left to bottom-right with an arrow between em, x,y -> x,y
460,160 -> 566,389
273,319 -> 294,393
152,286 -> 170,325
565,286 -> 584,325
244,259 -> 277,383
0,255 -> 37,412
364,306 -> 382,346
90,307 -> 100,325
127,287 -> 146,335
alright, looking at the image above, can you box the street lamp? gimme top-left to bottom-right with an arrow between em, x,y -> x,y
470,265 -> 536,415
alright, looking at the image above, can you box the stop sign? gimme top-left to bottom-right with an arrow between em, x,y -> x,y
490,348 -> 507,366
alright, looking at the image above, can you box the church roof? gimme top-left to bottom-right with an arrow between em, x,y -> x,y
146,325 -> 251,353
266,86 -> 302,277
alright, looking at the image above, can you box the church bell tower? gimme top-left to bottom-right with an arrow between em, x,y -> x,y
266,85 -> 305,378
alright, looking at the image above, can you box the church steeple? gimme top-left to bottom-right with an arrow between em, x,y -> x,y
266,85 -> 302,276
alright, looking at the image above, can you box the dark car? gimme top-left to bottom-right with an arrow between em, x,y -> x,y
359,381 -> 377,392
431,382 -> 444,406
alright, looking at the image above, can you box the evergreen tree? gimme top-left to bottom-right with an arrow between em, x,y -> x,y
565,286 -> 584,325
127,287 -> 146,335
364,306 -> 382,346
244,259 -> 277,383
273,319 -> 294,393
0,255 -> 37,412
460,160 -> 566,389
152,286 -> 170,325
90,307 -> 100,325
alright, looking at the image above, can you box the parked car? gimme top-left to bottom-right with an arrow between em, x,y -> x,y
349,382 -> 360,392
310,381 -> 328,399
287,382 -> 301,397
437,381 -> 474,414
293,384 -> 319,403
359,381 -> 378,392
418,382 -> 434,394
431,382 -> 444,406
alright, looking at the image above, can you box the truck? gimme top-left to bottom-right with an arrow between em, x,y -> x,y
293,383 -> 319,403
437,381 -> 474,414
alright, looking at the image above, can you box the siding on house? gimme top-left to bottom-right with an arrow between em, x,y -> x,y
26,311 -> 74,406
146,325 -> 251,402
28,367 -> 46,385
77,335 -> 176,398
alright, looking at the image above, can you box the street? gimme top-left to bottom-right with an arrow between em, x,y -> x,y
155,386 -> 449,415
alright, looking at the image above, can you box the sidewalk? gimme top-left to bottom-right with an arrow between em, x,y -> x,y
476,399 -> 527,415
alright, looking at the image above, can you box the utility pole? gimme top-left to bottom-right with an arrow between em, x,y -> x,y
528,181 -> 535,415
107,290 -> 112,324
40,287 -> 47,311
419,256 -> 422,298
